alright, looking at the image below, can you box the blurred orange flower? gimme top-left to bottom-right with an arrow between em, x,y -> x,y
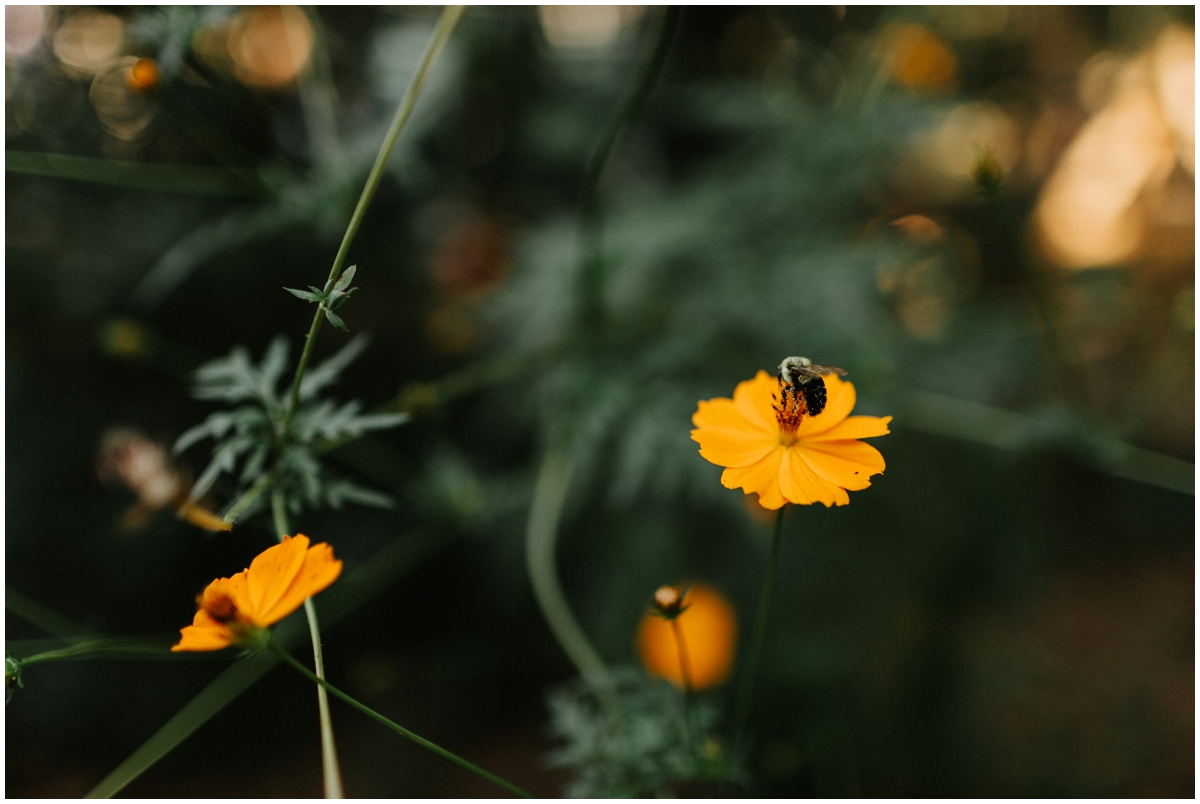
125,57 -> 159,94
691,371 -> 891,509
172,535 -> 342,652
637,583 -> 737,691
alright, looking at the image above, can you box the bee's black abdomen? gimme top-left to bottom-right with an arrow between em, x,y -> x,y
799,377 -> 827,416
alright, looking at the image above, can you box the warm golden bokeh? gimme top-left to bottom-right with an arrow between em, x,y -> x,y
885,23 -> 958,93
1034,25 -> 1193,269
538,6 -> 643,53
907,102 -> 1021,200
52,9 -> 123,74
637,583 -> 738,691
228,6 -> 314,88
125,57 -> 159,94
90,57 -> 157,140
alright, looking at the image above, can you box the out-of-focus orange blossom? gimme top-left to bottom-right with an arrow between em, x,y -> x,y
1034,25 -> 1193,269
125,57 -> 159,93
885,23 -> 957,93
637,583 -> 737,691
432,213 -> 512,300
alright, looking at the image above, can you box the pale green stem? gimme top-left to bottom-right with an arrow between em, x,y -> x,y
273,489 -> 344,799
670,618 -> 695,753
732,506 -> 786,754
269,641 -> 532,798
279,5 -> 466,439
17,639 -> 171,667
525,443 -> 610,687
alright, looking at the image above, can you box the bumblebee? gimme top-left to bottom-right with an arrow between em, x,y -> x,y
776,356 -> 847,417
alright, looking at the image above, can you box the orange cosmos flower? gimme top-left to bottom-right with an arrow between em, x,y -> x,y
172,534 -> 342,652
691,370 -> 891,509
637,583 -> 737,691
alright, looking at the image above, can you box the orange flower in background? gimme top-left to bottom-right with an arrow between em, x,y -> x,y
691,371 -> 891,509
172,535 -> 342,652
638,583 -> 737,691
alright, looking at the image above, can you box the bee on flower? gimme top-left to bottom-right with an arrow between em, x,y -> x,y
690,361 -> 891,509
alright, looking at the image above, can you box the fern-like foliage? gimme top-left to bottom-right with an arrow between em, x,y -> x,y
174,333 -> 408,522
547,668 -> 734,797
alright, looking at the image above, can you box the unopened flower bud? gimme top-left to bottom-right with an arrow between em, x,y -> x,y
651,585 -> 688,619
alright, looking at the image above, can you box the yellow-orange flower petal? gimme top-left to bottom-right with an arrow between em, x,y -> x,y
257,541 -> 343,626
637,583 -> 737,690
171,534 -> 342,652
247,534 -> 310,623
691,366 -> 890,509
794,372 -> 856,438
732,372 -> 780,432
799,439 -> 886,491
807,414 -> 893,442
720,444 -> 785,497
173,610 -> 236,652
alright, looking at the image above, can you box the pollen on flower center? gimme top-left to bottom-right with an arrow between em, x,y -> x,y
772,384 -> 806,441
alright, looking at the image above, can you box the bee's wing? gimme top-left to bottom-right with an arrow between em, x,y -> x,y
812,364 -> 848,376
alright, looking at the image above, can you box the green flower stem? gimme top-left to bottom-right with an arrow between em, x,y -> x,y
525,443 -> 610,688
732,505 -> 786,754
273,489 -> 344,799
268,641 -> 532,798
279,5 -> 466,439
17,638 -> 173,667
670,618 -> 695,752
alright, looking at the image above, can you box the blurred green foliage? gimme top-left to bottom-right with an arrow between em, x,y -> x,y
6,5 -> 1193,798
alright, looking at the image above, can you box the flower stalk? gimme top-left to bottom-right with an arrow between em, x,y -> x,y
279,5 -> 466,440
268,641 -> 533,798
670,617 -> 696,751
257,8 -> 466,795
525,442 -> 610,687
271,490 -> 343,798
15,638 -> 172,667
732,505 -> 786,754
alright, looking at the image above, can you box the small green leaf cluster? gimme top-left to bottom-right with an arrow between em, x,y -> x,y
285,265 -> 359,330
546,668 -> 734,797
174,332 -> 407,522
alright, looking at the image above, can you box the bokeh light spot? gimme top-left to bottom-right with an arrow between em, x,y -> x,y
90,56 -> 157,140
53,9 -> 123,74
228,6 -> 313,88
539,6 -> 626,53
886,23 -> 958,93
1150,25 -> 1194,174
1035,67 -> 1176,268
6,5 -> 45,57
